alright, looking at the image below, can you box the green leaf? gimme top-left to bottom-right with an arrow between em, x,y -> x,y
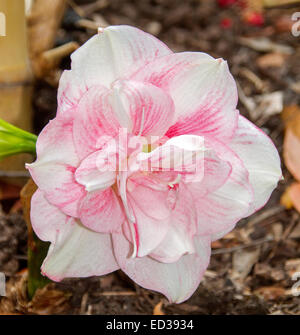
0,118 -> 37,160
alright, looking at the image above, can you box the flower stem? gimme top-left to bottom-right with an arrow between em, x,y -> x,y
27,232 -> 51,299
21,179 -> 51,300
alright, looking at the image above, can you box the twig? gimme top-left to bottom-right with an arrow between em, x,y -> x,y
238,37 -> 294,55
96,291 -> 137,296
246,205 -> 286,227
66,0 -> 84,17
80,292 -> 89,314
281,213 -> 299,240
76,19 -> 100,30
266,213 -> 299,261
237,81 -> 256,116
14,255 -> 28,260
211,236 -> 274,255
239,67 -> 265,92
78,0 -> 108,17
41,42 -> 79,65
0,170 -> 30,178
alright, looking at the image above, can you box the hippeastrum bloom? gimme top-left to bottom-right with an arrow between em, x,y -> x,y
27,25 -> 281,303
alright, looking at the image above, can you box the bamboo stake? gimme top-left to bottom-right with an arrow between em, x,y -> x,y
0,0 -> 33,185
264,0 -> 300,7
0,0 -> 71,299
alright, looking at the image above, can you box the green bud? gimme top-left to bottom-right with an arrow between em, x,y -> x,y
0,118 -> 37,160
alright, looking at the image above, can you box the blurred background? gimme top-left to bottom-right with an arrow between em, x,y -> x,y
0,0 -> 300,315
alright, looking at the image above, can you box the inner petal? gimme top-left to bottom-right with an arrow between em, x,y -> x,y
109,79 -> 176,137
75,145 -> 117,192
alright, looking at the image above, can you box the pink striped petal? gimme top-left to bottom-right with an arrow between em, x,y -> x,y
26,116 -> 85,217
72,85 -> 121,160
75,149 -> 117,192
31,190 -> 119,281
125,179 -> 172,257
69,25 -> 172,89
31,189 -> 67,243
132,52 -> 238,142
137,135 -> 205,178
128,178 -> 171,220
132,52 -> 213,89
112,232 -> 211,303
110,80 -> 175,137
190,140 -> 253,236
79,188 -> 125,233
57,70 -> 88,116
150,185 -> 197,263
186,147 -> 232,197
30,115 -> 79,165
230,115 -> 282,215
42,221 -> 119,282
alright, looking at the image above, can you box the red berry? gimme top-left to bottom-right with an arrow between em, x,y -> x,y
220,17 -> 232,29
217,0 -> 237,8
246,12 -> 264,26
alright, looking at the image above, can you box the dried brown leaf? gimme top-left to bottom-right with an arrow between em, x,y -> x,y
232,248 -> 261,280
0,270 -> 71,315
153,300 -> 165,315
256,53 -> 286,69
254,286 -> 286,300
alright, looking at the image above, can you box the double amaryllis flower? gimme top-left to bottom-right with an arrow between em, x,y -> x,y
27,25 -> 281,303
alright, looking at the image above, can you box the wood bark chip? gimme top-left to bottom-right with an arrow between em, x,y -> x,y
27,0 -> 78,79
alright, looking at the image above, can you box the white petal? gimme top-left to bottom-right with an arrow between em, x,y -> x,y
57,70 -> 88,116
132,52 -> 238,142
190,140 -> 253,236
42,221 -> 119,281
230,115 -> 282,215
72,85 -> 120,160
137,134 -> 205,177
150,185 -> 197,263
30,189 -> 67,243
69,25 -> 172,88
126,181 -> 171,257
79,188 -> 125,234
113,232 -> 211,303
75,150 -> 117,192
26,116 -> 85,217
110,80 -> 175,137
